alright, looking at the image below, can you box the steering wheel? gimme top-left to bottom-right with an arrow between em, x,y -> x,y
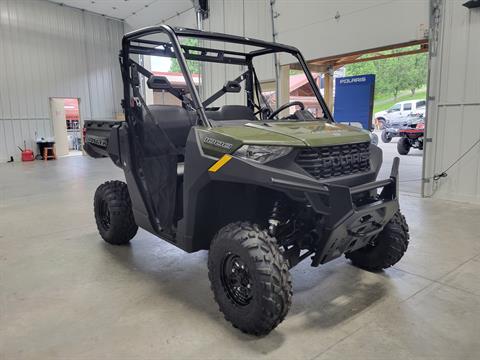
268,101 -> 305,120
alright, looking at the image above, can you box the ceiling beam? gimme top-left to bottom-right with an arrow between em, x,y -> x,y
306,39 -> 428,66
335,47 -> 428,66
288,39 -> 428,74
290,63 -> 329,72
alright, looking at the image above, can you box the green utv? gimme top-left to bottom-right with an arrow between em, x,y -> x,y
84,25 -> 409,336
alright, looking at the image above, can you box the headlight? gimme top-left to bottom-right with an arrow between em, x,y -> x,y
233,145 -> 292,163
369,131 -> 379,145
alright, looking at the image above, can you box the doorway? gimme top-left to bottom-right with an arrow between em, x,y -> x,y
298,40 -> 429,195
49,98 -> 82,157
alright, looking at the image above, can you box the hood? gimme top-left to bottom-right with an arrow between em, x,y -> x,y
211,120 -> 370,147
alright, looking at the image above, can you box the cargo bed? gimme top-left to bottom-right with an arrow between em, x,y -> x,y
83,120 -> 122,159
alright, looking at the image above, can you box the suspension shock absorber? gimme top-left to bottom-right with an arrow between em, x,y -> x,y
268,200 -> 283,237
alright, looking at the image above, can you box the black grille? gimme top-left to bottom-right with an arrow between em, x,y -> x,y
296,142 -> 371,179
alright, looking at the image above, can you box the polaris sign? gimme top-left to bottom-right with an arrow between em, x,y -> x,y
334,74 -> 375,130
338,76 -> 367,84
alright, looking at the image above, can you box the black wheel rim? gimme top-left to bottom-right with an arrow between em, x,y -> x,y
220,253 -> 253,306
99,200 -> 111,230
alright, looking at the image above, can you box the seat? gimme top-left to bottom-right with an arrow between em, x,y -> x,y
145,105 -> 197,148
205,105 -> 256,121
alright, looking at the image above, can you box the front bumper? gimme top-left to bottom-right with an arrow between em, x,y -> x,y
271,158 -> 399,265
209,152 -> 400,265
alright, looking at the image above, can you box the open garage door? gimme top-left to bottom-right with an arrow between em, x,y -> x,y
285,40 -> 429,195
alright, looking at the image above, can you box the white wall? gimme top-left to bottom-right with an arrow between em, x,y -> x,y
423,0 -> 480,204
0,0 -> 124,161
204,0 -> 429,61
124,0 -> 196,32
202,0 -> 274,104
275,0 -> 429,60
202,0 -> 429,99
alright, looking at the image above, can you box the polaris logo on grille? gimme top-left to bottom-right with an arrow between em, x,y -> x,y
318,153 -> 369,168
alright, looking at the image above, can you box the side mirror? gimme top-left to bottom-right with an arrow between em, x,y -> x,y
147,75 -> 172,90
223,81 -> 241,93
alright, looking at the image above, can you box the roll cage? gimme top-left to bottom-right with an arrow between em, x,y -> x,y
120,25 -> 333,128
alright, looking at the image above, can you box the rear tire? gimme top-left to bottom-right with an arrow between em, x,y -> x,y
94,181 -> 138,245
381,129 -> 392,143
208,222 -> 292,336
346,211 -> 409,271
397,137 -> 411,155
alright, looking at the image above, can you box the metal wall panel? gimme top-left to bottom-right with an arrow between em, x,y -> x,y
275,0 -> 429,61
202,0 -> 429,105
424,0 -> 480,203
0,0 -> 124,161
202,0 -> 275,105
205,0 -> 429,62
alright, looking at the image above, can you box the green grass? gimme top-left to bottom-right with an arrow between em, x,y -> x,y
373,89 -> 427,114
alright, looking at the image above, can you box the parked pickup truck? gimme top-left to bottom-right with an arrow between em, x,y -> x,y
375,99 -> 426,129
83,120 -> 123,165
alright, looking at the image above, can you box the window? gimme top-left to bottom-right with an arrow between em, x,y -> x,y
416,100 -> 426,108
403,103 -> 412,111
390,104 -> 401,112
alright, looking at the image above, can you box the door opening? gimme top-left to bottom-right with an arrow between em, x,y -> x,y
298,40 -> 429,195
49,98 -> 82,157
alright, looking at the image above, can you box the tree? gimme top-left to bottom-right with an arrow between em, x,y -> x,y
380,53 -> 411,100
169,38 -> 200,74
345,49 -> 427,99
405,53 -> 427,95
345,61 -> 376,78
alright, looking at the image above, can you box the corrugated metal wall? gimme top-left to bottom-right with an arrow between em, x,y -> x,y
0,0 -> 124,161
202,0 -> 274,105
424,0 -> 480,204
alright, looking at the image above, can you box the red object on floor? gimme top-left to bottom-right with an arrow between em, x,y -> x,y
21,149 -> 35,161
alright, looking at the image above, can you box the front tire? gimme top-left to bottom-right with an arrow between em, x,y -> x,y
346,211 -> 409,271
397,137 -> 411,155
376,117 -> 386,130
208,222 -> 292,336
94,181 -> 138,245
381,129 -> 392,143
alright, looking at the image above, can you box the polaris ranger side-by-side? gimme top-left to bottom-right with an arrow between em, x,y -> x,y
84,25 -> 409,336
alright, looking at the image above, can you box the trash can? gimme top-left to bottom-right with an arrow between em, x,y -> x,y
37,140 -> 55,160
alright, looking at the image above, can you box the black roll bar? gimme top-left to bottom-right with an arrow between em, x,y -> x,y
123,25 -> 210,127
122,25 -> 333,126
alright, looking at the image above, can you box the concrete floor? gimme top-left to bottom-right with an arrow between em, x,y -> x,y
374,130 -> 424,195
1,156 -> 480,360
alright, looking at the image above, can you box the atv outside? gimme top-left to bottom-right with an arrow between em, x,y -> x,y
84,25 -> 410,336
397,116 -> 425,155
380,112 -> 425,143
